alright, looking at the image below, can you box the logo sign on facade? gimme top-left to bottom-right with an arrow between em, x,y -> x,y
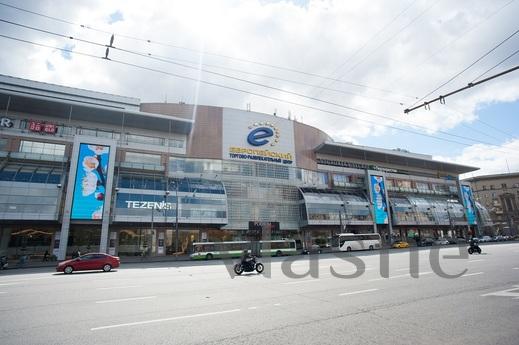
0,117 -> 13,128
461,185 -> 477,225
29,120 -> 57,134
70,143 -> 111,220
370,175 -> 389,224
229,123 -> 292,164
124,200 -> 174,210
247,123 -> 279,147
222,109 -> 296,166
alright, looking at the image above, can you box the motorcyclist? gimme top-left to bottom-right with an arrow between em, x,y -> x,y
240,249 -> 253,268
469,236 -> 478,248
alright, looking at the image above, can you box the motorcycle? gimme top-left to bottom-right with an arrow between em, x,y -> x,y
0,256 -> 8,270
468,242 -> 482,255
234,256 -> 264,275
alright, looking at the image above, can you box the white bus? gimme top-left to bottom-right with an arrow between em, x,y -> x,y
190,239 -> 297,260
332,233 -> 381,252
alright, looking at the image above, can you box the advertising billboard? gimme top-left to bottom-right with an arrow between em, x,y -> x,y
70,143 -> 111,220
461,185 -> 477,225
370,175 -> 388,224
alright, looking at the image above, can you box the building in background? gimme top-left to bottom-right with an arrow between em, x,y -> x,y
464,172 -> 519,236
0,74 -> 485,260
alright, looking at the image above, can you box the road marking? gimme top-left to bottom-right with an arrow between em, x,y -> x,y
339,288 -> 379,296
369,271 -> 432,282
0,276 -> 52,283
273,303 -> 281,306
461,272 -> 484,278
0,292 -> 6,294
282,279 -> 321,285
513,267 -> 519,270
481,286 -> 519,299
91,308 -> 241,331
95,296 -> 156,304
97,285 -> 141,290
0,283 -> 19,287
468,259 -> 485,263
247,306 -> 258,310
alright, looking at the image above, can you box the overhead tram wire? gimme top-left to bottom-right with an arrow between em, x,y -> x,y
1,33 -> 517,157
386,0 -> 517,89
445,104 -> 517,140
404,65 -> 519,114
1,17 -> 513,149
469,47 -> 519,83
312,0 -> 420,98
148,54 -> 405,105
0,18 -> 412,116
332,0 -> 440,85
407,26 -> 519,109
0,17 -> 402,106
0,1 -> 417,101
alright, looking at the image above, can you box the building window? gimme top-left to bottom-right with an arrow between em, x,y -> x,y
20,140 -> 65,156
126,133 -> 165,146
125,152 -> 162,165
501,183 -> 507,189
490,185 -> 494,190
0,138 -> 7,151
482,185 -> 486,190
168,138 -> 185,149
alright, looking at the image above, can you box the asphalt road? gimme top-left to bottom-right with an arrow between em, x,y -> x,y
1,243 -> 518,345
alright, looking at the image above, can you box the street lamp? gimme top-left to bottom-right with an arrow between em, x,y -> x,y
171,180 -> 179,255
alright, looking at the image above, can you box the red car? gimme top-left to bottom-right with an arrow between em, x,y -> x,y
56,253 -> 120,274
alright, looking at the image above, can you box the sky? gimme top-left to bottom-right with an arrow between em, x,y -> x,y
0,0 -> 518,178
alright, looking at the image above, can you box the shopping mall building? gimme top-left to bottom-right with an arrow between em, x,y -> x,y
0,74 -> 492,260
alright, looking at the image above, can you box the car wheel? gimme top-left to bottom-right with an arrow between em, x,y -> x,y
64,266 -> 73,274
276,250 -> 283,257
102,264 -> 112,272
206,253 -> 213,260
369,245 -> 374,251
346,246 -> 352,252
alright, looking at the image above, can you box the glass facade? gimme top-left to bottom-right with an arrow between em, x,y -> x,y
114,175 -> 227,224
0,113 -> 492,260
303,192 -> 372,225
125,152 -> 162,165
20,140 -> 65,156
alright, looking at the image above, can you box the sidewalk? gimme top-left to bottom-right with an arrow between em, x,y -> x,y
1,254 -> 193,270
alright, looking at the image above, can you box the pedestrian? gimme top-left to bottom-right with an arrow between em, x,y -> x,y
43,250 -> 49,262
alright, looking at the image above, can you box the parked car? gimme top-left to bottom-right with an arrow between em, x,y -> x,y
418,238 -> 434,246
493,235 -> 505,242
392,241 -> 410,249
479,236 -> 492,243
302,244 -> 322,255
446,237 -> 456,244
434,238 -> 450,246
56,253 -> 120,274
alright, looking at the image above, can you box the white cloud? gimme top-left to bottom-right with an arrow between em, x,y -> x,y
435,138 -> 519,179
0,0 -> 518,156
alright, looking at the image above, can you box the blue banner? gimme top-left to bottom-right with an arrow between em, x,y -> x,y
371,175 -> 388,224
71,143 -> 110,220
461,185 -> 477,225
